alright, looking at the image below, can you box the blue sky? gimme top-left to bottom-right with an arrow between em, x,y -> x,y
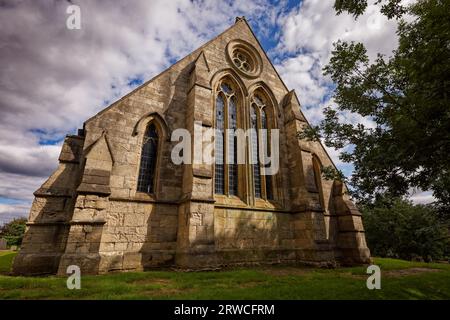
0,0 -> 429,225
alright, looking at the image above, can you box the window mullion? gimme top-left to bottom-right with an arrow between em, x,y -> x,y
267,114 -> 274,201
258,109 -> 267,200
224,96 -> 229,195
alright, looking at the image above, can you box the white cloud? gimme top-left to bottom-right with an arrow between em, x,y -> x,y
274,0 -> 401,108
275,53 -> 328,107
0,142 -> 60,177
0,172 -> 47,202
276,0 -> 400,61
409,190 -> 436,205
0,172 -> 45,226
0,203 -> 30,226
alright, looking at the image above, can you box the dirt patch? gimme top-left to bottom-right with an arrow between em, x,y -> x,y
383,267 -> 441,277
142,286 -> 198,298
239,281 -> 268,288
343,267 -> 442,279
131,278 -> 173,285
209,280 -> 267,289
261,267 -> 313,277
130,278 -> 197,297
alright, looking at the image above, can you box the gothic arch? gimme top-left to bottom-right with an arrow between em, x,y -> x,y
132,112 -> 169,140
210,68 -> 248,98
247,81 -> 280,127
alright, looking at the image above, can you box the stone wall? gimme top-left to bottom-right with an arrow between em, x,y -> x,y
100,201 -> 178,271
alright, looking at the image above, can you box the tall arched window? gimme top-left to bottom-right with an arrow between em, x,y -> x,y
250,104 -> 261,198
250,92 -> 274,200
215,80 -> 239,196
215,93 -> 225,194
137,123 -> 159,193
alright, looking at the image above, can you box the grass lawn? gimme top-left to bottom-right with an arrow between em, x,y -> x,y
0,251 -> 17,274
0,251 -> 449,299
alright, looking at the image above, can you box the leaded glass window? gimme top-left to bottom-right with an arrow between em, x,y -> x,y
221,83 -> 233,94
261,108 -> 273,200
250,92 -> 275,201
215,94 -> 225,194
228,96 -> 238,195
215,80 -> 240,196
232,49 -> 253,73
137,124 -> 158,193
251,104 -> 261,198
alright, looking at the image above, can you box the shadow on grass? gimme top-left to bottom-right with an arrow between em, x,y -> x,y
0,256 -> 449,300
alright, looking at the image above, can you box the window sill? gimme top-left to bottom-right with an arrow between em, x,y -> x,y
214,194 -> 283,211
254,198 -> 280,210
214,194 -> 246,206
134,192 -> 156,201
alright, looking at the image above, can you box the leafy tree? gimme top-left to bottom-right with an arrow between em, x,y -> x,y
334,0 -> 406,19
0,218 -> 27,247
300,0 -> 450,210
362,198 -> 449,261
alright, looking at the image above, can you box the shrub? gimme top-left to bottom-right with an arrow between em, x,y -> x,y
362,198 -> 450,261
0,218 -> 27,247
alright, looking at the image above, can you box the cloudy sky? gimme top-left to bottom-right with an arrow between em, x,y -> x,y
0,0 -> 429,225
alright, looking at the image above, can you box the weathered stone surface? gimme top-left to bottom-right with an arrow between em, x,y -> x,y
0,238 -> 7,250
14,18 -> 370,275
59,135 -> 83,163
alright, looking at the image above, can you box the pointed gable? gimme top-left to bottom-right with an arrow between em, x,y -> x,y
189,51 -> 211,90
85,17 -> 292,127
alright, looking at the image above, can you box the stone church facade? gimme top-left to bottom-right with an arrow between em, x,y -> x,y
13,18 -> 370,275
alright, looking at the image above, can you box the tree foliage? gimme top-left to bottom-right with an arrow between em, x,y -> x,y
300,0 -> 450,209
0,218 -> 27,247
362,198 -> 450,261
334,0 -> 406,19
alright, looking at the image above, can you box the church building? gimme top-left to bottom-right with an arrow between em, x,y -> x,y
13,17 -> 370,275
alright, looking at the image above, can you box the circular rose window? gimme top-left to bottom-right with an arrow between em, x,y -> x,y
226,40 -> 263,78
232,50 -> 253,73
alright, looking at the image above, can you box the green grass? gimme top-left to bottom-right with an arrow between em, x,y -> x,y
0,251 -> 17,274
0,251 -> 449,299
